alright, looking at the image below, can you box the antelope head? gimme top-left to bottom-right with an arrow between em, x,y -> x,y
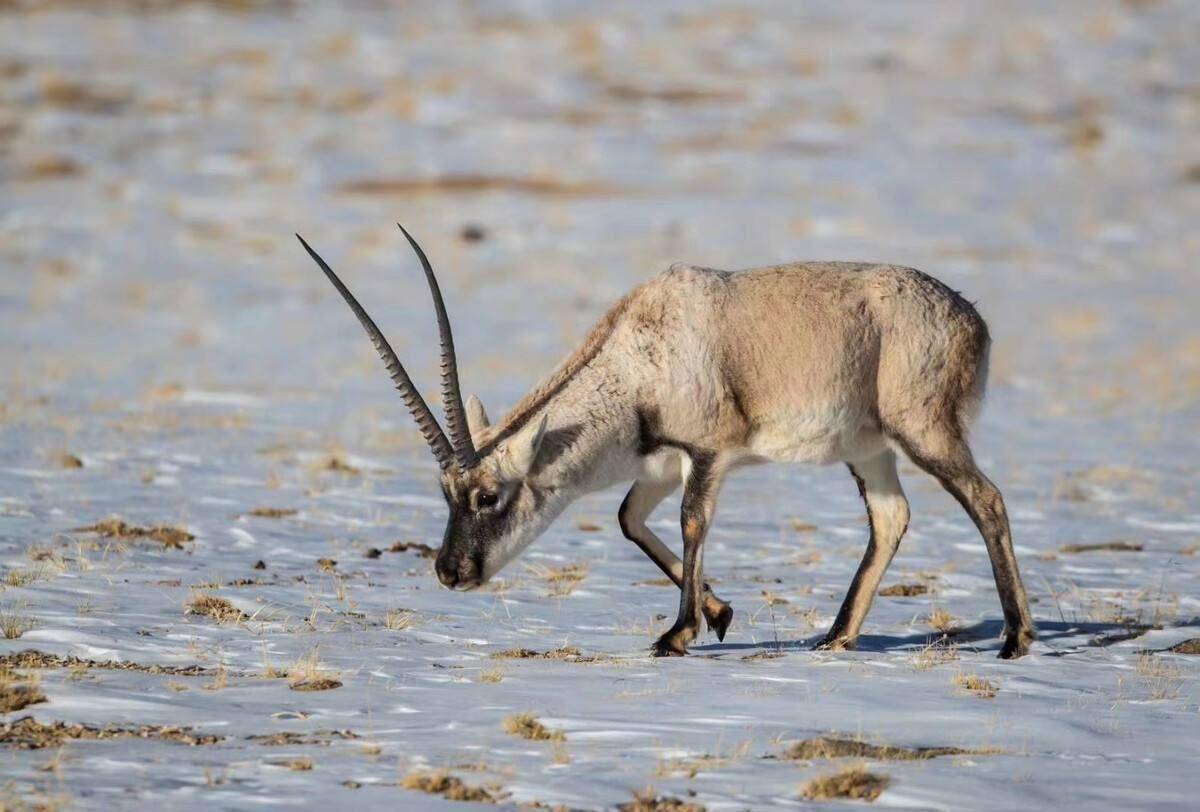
297,227 -> 555,590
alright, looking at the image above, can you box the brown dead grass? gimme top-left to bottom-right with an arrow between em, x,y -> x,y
0,668 -> 47,714
926,606 -> 959,634
74,518 -> 193,549
618,788 -> 706,812
17,153 -> 83,180
185,593 -> 247,624
0,715 -> 221,750
879,583 -> 928,597
400,770 -> 501,803
286,649 -> 341,691
503,713 -> 564,743
1059,541 -> 1143,554
0,649 -> 216,676
800,766 -> 890,802
780,736 -> 983,761
1136,653 -> 1181,700
527,562 -> 589,597
953,673 -> 999,699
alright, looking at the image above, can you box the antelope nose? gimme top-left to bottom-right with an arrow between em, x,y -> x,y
435,560 -> 458,589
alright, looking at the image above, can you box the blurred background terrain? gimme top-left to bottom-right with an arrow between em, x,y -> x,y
0,1 -> 1198,809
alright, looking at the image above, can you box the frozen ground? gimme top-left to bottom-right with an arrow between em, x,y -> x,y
1,1 -> 1198,809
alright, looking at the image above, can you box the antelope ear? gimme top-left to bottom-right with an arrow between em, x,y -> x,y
498,414 -> 547,481
466,394 -> 490,438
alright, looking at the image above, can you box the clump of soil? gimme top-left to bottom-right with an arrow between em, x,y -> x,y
879,583 -> 928,597
289,677 -> 342,692
400,770 -> 501,803
490,646 -> 599,663
779,737 -> 979,761
1167,639 -> 1200,655
503,713 -> 565,743
0,668 -> 47,714
185,594 -> 247,624
321,456 -> 361,475
741,650 -> 786,661
74,518 -> 194,549
247,730 -> 359,746
1059,541 -> 1143,554
0,716 -> 222,750
617,789 -> 706,812
389,541 -> 437,558
316,558 -> 337,572
58,453 -> 84,469
800,766 -> 890,802
364,547 -> 382,559
0,650 -> 216,676
247,507 -> 297,518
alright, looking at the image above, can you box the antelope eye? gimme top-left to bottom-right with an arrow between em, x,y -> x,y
475,491 -> 499,510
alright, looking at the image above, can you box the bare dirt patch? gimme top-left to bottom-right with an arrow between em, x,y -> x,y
388,541 -> 437,558
74,518 -> 194,549
336,174 -> 623,197
0,716 -> 222,750
247,730 -> 359,746
490,646 -> 601,663
779,736 -> 983,761
289,677 -> 342,692
1166,639 -> 1200,655
1059,541 -> 1143,554
0,649 -> 217,676
879,583 -> 928,597
246,507 -> 297,518
617,788 -> 706,812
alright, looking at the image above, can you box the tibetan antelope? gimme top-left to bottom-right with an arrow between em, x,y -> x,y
297,227 -> 1036,659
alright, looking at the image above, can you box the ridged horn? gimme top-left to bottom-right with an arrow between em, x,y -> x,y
297,233 -> 456,471
397,224 -> 476,469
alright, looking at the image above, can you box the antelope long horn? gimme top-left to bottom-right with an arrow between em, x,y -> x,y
397,224 -> 477,469
297,233 -> 457,471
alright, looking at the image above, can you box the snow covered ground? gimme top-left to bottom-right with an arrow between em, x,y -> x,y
1,1 -> 1198,809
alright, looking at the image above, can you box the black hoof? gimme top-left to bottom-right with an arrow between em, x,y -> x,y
998,628 -> 1035,660
705,602 -> 734,642
652,627 -> 694,657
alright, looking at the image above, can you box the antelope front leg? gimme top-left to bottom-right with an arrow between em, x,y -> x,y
653,454 -> 721,657
619,479 -> 734,641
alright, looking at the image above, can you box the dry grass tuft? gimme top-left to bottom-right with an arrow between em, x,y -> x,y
400,769 -> 501,803
0,715 -> 221,750
477,667 -> 505,684
800,765 -> 890,802
781,736 -> 983,761
617,787 -> 706,811
384,609 -> 421,631
1136,653 -> 1181,699
953,673 -> 998,699
910,640 -> 958,670
926,606 -> 959,634
0,668 -> 47,714
503,713 -> 565,743
74,518 -> 194,549
286,649 -> 342,692
0,604 -> 34,640
879,583 -> 928,597
526,562 -> 589,597
185,593 -> 247,624
247,730 -> 358,746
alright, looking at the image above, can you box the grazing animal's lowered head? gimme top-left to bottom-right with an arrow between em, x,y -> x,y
300,227 -> 1037,659
297,228 -> 565,590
